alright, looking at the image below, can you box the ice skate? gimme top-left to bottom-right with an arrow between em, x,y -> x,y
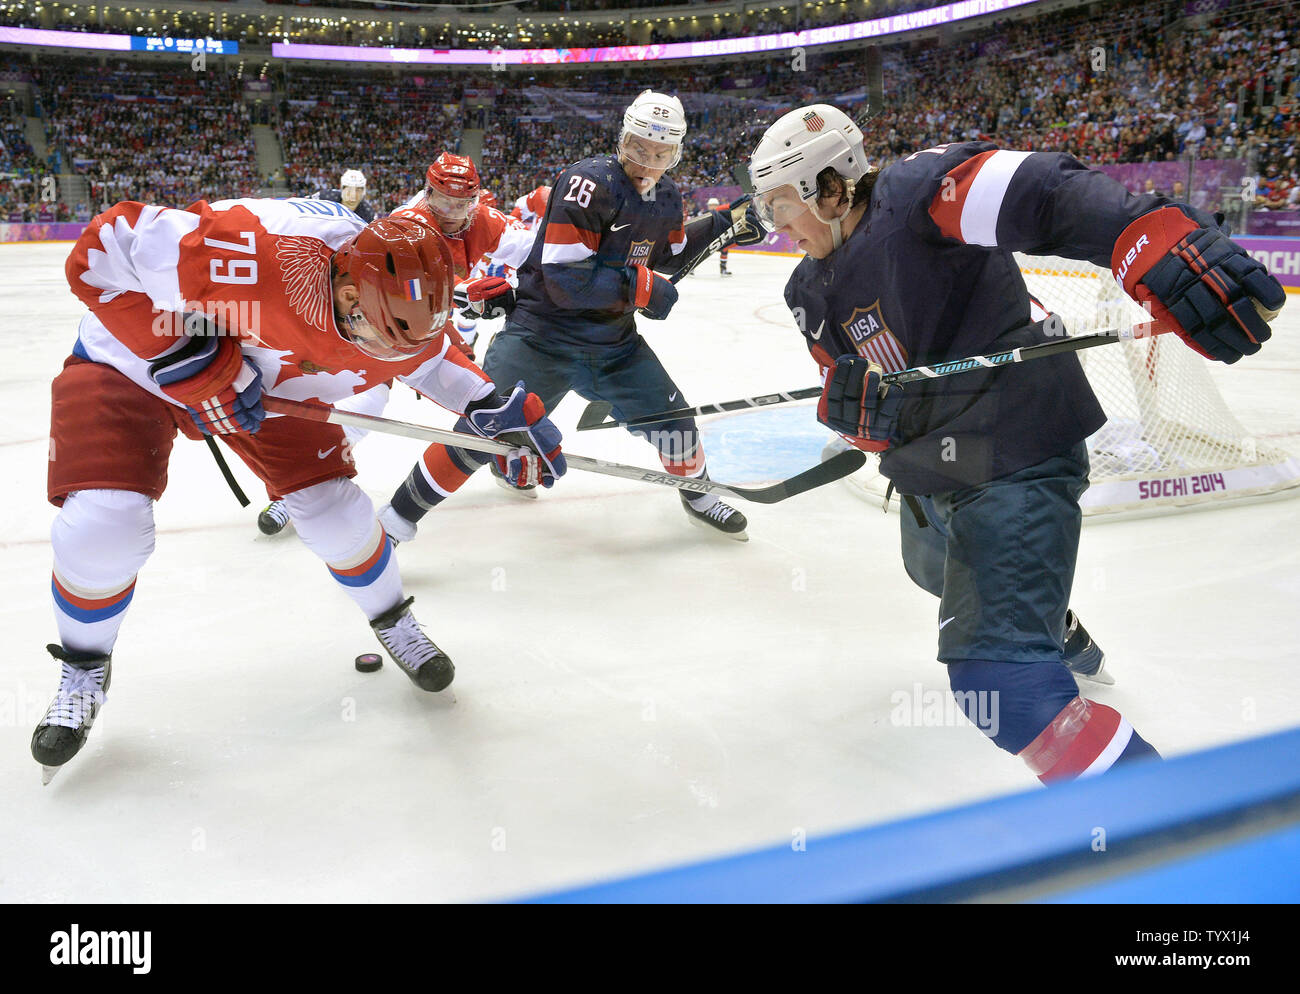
257,499 -> 291,536
31,644 -> 112,784
1064,610 -> 1113,685
370,596 -> 455,692
680,492 -> 748,541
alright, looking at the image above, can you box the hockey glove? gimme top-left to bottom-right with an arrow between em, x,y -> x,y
719,194 -> 767,247
1112,206 -> 1285,363
462,381 -> 566,488
817,356 -> 904,452
148,321 -> 265,436
453,276 -> 516,321
631,264 -> 677,320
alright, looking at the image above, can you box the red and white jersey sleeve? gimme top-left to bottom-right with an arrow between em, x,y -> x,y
513,186 -> 549,230
65,198 -> 491,415
467,209 -> 535,281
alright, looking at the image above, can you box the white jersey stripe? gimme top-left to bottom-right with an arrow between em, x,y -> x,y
960,150 -> 1032,247
541,241 -> 595,266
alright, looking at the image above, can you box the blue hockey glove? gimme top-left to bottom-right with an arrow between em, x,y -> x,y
149,322 -> 265,436
631,264 -> 677,320
462,382 -> 566,488
1113,205 -> 1284,363
817,356 -> 904,451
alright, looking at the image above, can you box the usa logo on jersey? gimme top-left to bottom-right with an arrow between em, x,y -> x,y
842,301 -> 908,370
627,239 -> 655,267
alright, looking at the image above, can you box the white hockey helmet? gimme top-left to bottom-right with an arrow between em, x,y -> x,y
706,197 -> 721,209
749,104 -> 868,249
340,169 -> 366,191
619,89 -> 687,169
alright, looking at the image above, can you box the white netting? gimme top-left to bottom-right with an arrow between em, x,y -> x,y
840,255 -> 1300,518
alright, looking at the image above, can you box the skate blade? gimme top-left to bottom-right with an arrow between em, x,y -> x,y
492,475 -> 539,499
1078,667 -> 1115,686
1072,660 -> 1116,686
685,514 -> 749,542
41,765 -> 61,786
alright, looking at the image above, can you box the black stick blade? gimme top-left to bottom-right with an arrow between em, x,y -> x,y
733,448 -> 867,504
577,401 -> 614,431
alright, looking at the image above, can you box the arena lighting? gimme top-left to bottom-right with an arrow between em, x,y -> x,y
0,24 -> 237,52
270,0 -> 1042,65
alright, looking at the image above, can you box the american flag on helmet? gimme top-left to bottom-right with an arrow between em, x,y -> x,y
802,110 -> 826,132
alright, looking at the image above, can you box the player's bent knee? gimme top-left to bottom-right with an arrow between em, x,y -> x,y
283,477 -> 379,563
51,489 -> 156,588
946,658 -> 1079,754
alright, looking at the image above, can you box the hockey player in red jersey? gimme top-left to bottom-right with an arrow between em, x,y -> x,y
392,154 -> 534,368
33,198 -> 564,782
510,185 -> 551,231
336,153 -> 554,538
748,104 -> 1285,783
256,153 -> 539,537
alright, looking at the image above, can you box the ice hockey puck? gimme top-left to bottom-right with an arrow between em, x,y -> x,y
355,653 -> 383,673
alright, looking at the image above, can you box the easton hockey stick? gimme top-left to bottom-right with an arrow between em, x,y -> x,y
262,396 -> 865,505
578,319 -> 1175,432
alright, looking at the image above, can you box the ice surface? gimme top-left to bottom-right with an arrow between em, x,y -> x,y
2,244 -> 1298,901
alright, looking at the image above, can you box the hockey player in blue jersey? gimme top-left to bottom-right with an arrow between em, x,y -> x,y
381,90 -> 762,540
748,104 -> 1284,783
309,169 -> 376,223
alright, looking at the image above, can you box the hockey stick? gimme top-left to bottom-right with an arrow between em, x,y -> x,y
667,164 -> 759,285
577,388 -> 822,432
262,396 -> 865,505
203,435 -> 250,506
578,320 -> 1173,432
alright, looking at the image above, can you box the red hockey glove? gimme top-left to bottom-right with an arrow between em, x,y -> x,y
1112,206 -> 1284,363
453,276 -> 516,320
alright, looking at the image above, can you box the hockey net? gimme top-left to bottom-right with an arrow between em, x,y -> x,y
840,255 -> 1300,518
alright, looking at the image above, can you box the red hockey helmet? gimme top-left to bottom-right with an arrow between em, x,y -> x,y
479,190 -> 499,210
333,216 -> 454,361
422,152 -> 481,234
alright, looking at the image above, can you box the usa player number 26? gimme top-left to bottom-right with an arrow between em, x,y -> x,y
563,176 -> 596,208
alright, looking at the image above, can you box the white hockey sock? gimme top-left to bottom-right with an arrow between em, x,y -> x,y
325,524 -> 404,620
50,490 -> 155,656
287,479 -> 405,620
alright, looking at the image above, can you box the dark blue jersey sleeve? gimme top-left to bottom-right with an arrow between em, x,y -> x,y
654,212 -> 730,276
900,142 -> 1174,267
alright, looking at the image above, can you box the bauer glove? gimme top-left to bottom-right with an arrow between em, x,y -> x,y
1112,205 -> 1285,363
